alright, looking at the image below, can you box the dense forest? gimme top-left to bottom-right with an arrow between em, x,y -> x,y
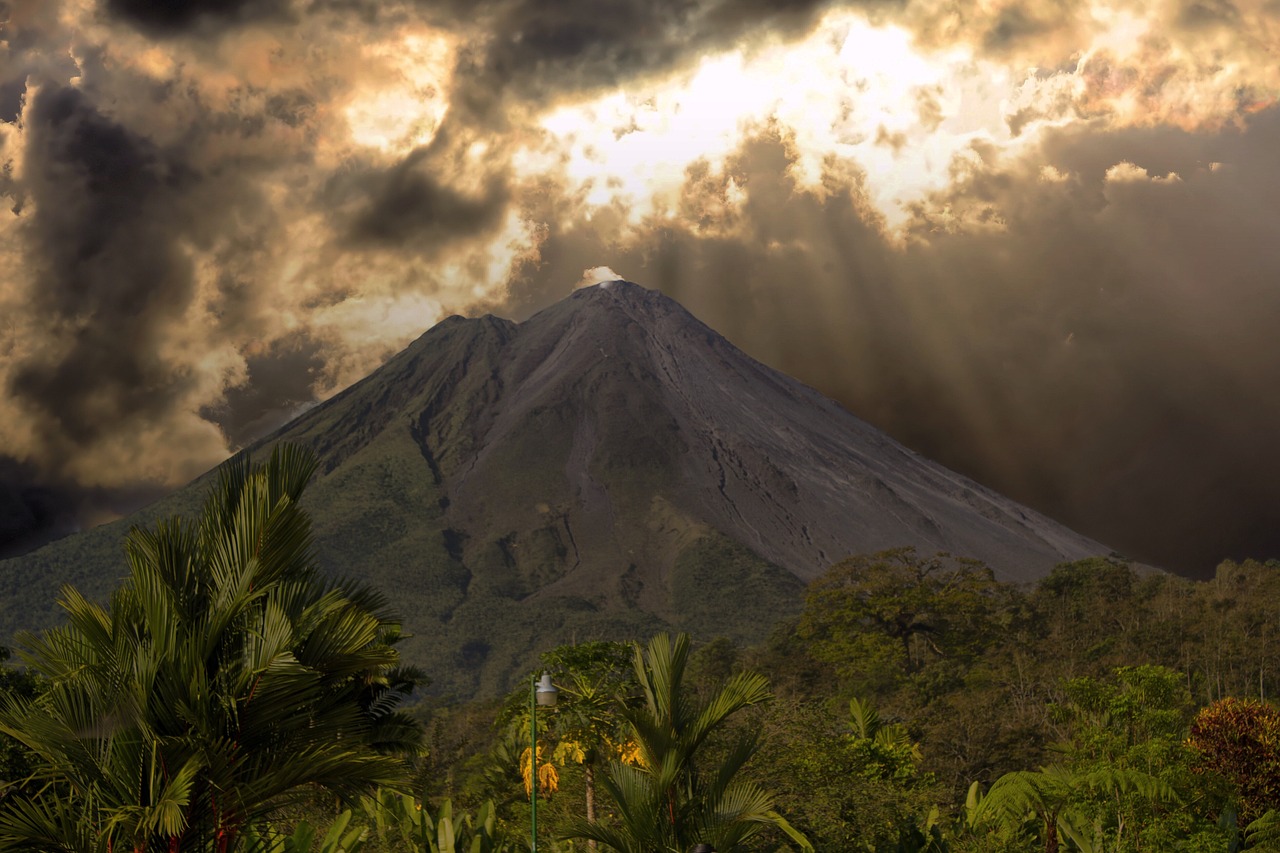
415,550 -> 1280,851
2,444 -> 1279,851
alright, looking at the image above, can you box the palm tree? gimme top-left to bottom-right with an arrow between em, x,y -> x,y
0,444 -> 421,851
563,633 -> 810,853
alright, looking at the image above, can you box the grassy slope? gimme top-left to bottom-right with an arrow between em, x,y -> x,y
0,485 -> 207,642
0,409 -> 801,700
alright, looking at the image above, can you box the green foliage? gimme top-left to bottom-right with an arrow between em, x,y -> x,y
749,696 -> 938,851
1243,809 -> 1280,850
968,764 -> 1179,852
1055,665 -> 1192,761
538,642 -> 640,838
237,795 -> 519,853
562,633 -> 802,852
11,516 -> 1280,851
847,698 -> 924,783
535,641 -> 639,761
668,536 -> 805,642
482,641 -> 641,847
359,790 -> 514,852
0,445 -> 421,850
242,811 -> 367,853
0,646 -> 39,790
1200,560 -> 1280,702
410,695 -> 512,810
798,548 -> 1006,699
772,555 -> 1280,850
956,665 -> 1230,852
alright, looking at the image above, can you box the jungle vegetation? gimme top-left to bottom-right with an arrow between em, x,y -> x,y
3,445 -> 1280,850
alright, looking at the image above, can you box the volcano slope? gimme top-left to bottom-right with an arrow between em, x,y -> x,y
0,281 -> 1108,697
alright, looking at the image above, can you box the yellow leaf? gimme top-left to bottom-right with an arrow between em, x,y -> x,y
554,739 -> 587,765
617,739 -> 645,768
520,745 -> 545,796
539,761 -> 560,794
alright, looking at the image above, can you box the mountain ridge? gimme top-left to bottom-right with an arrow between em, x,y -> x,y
0,280 -> 1111,697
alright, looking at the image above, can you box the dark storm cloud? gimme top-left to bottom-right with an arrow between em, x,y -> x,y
0,455 -> 170,558
0,456 -> 69,548
101,0 -> 835,96
0,79 -> 24,124
201,333 -> 328,448
103,0 -> 291,35
0,63 -> 322,548
344,135 -> 511,250
430,0 -> 837,118
8,86 -> 200,447
506,110 -> 1280,575
349,171 -> 509,248
1,1 -> 81,122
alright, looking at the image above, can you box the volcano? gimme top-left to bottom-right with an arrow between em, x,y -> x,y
0,281 -> 1109,697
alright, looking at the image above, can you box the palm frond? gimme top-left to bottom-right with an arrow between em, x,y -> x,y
0,443 -> 419,850
565,632 -> 796,853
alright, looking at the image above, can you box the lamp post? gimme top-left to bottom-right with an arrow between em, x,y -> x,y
531,672 -> 558,852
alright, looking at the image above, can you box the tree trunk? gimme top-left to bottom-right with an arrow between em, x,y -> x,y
585,763 -> 598,852
1044,817 -> 1059,853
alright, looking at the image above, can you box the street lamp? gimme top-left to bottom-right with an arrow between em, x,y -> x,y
531,672 -> 558,852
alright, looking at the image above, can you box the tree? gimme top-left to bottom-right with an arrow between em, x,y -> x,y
484,641 -> 639,849
1197,561 -> 1280,702
0,444 -> 421,851
0,646 -> 40,795
537,641 -> 639,849
1188,697 -> 1280,823
562,633 -> 808,852
748,697 -> 940,851
847,697 -> 924,783
1047,666 -> 1228,850
798,548 -> 1005,699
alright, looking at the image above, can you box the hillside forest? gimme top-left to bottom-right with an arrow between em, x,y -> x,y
2,445 -> 1280,851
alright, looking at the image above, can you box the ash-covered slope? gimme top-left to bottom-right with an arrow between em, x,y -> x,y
386,280 -> 1101,583
0,281 -> 1108,697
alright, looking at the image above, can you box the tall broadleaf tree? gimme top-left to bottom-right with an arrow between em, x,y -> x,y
536,640 -> 638,848
0,444 -> 422,852
798,548 -> 1006,699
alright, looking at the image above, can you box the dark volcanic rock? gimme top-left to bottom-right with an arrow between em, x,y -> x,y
0,281 -> 1108,697
385,281 -> 1101,583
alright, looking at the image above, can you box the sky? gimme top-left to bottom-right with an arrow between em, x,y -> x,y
1,0 -> 1279,575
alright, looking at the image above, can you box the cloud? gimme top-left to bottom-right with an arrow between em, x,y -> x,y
503,109 -> 1280,574
0,0 -> 520,489
576,265 -> 622,288
197,340 -> 327,452
343,143 -> 512,251
3,85 -> 233,480
453,0 -> 834,106
103,0 -> 292,35
890,113 -> 1280,572
2,0 -> 1279,576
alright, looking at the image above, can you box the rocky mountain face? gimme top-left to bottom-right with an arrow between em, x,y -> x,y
0,281 -> 1108,697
